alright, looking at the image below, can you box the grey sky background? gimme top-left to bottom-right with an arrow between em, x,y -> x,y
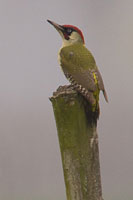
0,0 -> 133,199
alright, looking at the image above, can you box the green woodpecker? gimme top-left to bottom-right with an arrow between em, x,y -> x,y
47,20 -> 108,110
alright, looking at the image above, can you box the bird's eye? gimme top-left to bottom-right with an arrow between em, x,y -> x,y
67,28 -> 72,34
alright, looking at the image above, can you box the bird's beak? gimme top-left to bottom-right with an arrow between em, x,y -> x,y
47,20 -> 64,33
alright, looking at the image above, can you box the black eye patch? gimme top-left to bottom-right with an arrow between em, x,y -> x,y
67,28 -> 73,34
64,28 -> 74,35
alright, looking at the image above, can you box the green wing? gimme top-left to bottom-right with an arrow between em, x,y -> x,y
60,44 -> 108,102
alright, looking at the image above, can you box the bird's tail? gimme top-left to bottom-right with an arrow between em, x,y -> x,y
103,89 -> 108,103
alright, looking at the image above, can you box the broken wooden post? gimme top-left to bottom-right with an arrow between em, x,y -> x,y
50,85 -> 103,200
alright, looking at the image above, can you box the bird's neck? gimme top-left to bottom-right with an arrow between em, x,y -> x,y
61,39 -> 85,48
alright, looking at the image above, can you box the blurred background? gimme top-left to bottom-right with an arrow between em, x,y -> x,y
0,0 -> 133,199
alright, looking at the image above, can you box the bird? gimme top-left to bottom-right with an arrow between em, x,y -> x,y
47,20 -> 108,112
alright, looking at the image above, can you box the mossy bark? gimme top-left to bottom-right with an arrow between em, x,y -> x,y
50,85 -> 103,200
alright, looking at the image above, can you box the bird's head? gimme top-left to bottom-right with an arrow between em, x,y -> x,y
47,20 -> 85,47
